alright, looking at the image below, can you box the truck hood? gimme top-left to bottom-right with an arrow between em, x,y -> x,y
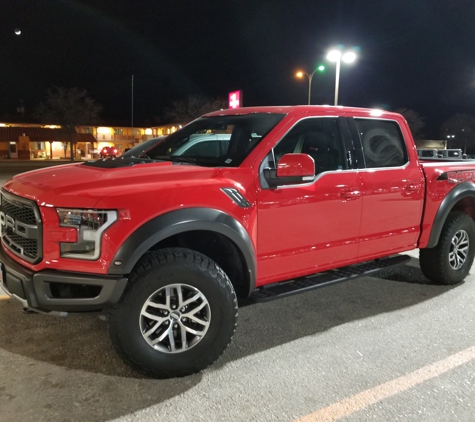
2,161 -> 222,208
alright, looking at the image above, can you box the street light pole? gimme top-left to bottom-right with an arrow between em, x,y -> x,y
307,72 -> 312,105
327,50 -> 357,106
296,66 -> 324,105
334,57 -> 341,106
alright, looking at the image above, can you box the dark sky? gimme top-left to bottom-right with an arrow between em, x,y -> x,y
2,0 -> 475,137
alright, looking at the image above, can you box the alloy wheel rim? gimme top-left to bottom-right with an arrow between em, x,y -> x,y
139,283 -> 211,353
449,229 -> 469,270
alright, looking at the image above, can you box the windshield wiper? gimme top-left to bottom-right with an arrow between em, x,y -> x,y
120,150 -> 151,160
154,155 -> 197,164
137,150 -> 151,159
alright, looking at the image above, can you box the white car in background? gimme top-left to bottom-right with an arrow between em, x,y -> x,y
119,134 -> 232,159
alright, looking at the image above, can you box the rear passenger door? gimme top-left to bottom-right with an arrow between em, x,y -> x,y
349,118 -> 425,260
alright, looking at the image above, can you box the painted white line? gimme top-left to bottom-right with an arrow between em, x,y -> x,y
0,284 -> 10,300
296,345 -> 475,422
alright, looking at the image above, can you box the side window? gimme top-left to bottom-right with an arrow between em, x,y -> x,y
355,119 -> 408,168
273,118 -> 345,175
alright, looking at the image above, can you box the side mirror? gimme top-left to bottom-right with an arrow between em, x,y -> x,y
277,153 -> 315,177
264,153 -> 315,187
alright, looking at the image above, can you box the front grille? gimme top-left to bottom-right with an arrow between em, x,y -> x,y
0,189 -> 42,263
2,199 -> 37,224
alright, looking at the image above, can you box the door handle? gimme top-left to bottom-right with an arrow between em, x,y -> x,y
340,190 -> 361,201
405,183 -> 422,193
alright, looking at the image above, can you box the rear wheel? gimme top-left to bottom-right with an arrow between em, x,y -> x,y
108,248 -> 238,378
420,212 -> 475,285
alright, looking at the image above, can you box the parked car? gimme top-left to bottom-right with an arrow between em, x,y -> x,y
171,133 -> 231,157
438,149 -> 463,159
100,146 -> 119,158
417,149 -> 438,158
417,148 -> 466,160
119,134 -> 232,159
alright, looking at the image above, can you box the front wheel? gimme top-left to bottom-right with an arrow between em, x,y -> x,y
108,248 -> 238,378
420,212 -> 475,285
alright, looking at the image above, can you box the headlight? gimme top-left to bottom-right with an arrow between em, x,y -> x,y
57,208 -> 118,260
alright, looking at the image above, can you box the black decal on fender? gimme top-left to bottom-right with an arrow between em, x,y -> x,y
437,170 -> 475,184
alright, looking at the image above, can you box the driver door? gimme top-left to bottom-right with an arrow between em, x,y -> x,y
256,117 -> 362,285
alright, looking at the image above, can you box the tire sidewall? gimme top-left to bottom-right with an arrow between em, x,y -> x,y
441,214 -> 475,283
109,250 -> 237,376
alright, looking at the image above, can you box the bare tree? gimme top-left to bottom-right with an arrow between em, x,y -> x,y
165,96 -> 228,125
395,108 -> 425,140
34,87 -> 102,161
440,113 -> 475,154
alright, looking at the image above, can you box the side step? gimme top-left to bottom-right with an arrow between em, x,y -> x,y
249,254 -> 411,303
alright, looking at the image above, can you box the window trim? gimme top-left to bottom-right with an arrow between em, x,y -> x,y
348,117 -> 409,169
259,116 -> 354,189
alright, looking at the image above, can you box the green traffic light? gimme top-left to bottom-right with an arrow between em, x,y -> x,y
318,65 -> 325,72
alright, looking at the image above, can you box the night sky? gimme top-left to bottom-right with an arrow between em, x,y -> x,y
2,0 -> 475,137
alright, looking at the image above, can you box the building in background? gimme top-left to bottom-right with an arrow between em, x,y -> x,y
0,122 -> 181,160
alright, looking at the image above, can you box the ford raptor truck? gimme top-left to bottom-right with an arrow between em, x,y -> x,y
2,106 -> 475,378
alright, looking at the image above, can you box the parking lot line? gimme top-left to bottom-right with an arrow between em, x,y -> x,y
295,345 -> 475,422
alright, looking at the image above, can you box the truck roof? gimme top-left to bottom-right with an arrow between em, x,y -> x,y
204,105 -> 403,120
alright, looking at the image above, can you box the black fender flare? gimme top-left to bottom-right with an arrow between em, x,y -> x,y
108,207 -> 256,292
427,181 -> 475,248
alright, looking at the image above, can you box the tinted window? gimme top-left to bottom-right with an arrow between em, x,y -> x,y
355,119 -> 407,168
273,118 -> 345,175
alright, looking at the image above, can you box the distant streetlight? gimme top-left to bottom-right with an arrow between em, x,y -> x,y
296,65 -> 325,105
447,134 -> 455,149
326,49 -> 357,106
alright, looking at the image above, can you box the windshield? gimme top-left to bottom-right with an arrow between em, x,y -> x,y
120,136 -> 167,158
143,113 -> 285,167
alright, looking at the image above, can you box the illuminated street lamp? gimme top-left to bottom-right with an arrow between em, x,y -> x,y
446,134 -> 455,149
326,49 -> 357,106
296,65 -> 325,105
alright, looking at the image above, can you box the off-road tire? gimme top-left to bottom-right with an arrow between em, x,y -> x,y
108,248 -> 238,378
419,212 -> 475,285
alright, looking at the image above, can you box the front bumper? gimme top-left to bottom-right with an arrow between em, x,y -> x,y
0,244 -> 128,314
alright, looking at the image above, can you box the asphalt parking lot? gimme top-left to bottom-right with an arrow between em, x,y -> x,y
1,169 -> 475,421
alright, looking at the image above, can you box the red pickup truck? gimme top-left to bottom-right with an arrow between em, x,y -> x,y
1,106 -> 475,378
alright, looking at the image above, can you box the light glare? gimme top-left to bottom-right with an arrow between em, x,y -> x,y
327,50 -> 341,62
342,52 -> 357,63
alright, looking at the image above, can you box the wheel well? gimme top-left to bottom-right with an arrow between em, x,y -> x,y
427,186 -> 475,249
450,196 -> 475,221
147,230 -> 250,298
